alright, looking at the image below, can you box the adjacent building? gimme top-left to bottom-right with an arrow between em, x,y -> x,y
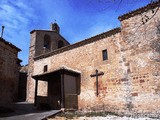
0,37 -> 21,106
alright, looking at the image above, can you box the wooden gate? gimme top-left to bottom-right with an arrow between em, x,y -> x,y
64,74 -> 79,110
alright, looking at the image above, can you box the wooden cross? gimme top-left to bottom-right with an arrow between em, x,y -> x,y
90,69 -> 104,96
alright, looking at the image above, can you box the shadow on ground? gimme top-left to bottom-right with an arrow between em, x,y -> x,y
0,102 -> 61,120
0,102 -> 39,117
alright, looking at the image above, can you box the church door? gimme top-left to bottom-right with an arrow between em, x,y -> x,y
64,74 -> 79,110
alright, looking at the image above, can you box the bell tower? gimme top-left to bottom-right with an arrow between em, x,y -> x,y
27,22 -> 70,103
50,22 -> 60,33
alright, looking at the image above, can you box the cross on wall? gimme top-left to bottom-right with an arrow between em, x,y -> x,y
90,69 -> 104,96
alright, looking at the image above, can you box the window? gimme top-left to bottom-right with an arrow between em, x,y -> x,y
102,49 -> 108,61
58,40 -> 64,48
44,35 -> 51,49
44,65 -> 48,72
54,24 -> 58,31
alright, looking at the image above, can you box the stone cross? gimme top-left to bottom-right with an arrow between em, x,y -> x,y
90,69 -> 104,96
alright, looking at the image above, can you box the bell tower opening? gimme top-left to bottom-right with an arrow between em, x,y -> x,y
43,34 -> 51,50
50,22 -> 60,33
58,40 -> 64,48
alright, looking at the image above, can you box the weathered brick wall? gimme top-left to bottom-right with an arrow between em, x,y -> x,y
32,32 -> 129,112
0,40 -> 20,105
120,7 -> 160,115
27,3 -> 160,117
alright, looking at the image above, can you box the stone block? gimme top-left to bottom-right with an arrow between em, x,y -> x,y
131,92 -> 138,97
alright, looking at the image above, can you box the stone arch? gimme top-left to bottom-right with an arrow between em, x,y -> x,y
43,34 -> 51,50
58,40 -> 64,48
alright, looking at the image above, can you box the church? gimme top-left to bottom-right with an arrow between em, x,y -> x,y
27,2 -> 160,116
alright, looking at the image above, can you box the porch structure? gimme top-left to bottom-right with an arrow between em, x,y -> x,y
32,66 -> 81,110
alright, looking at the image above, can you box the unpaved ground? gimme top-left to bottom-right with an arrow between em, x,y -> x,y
48,111 -> 159,120
48,115 -> 157,120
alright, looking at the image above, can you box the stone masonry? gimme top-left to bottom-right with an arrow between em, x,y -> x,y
0,37 -> 21,106
27,23 -> 69,102
27,2 -> 160,117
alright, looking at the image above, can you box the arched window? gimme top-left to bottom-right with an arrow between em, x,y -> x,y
58,40 -> 64,48
43,34 -> 51,50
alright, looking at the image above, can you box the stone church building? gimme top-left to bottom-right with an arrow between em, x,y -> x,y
27,2 -> 160,116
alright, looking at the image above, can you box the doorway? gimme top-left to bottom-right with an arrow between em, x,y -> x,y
33,68 -> 81,110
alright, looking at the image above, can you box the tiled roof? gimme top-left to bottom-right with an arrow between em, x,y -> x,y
34,27 -> 121,60
0,37 -> 21,51
118,1 -> 160,21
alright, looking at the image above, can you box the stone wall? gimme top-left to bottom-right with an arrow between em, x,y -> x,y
0,39 -> 20,105
27,30 -> 70,102
32,32 -> 127,112
27,2 -> 160,117
119,6 -> 160,115
34,30 -> 69,57
27,32 -> 36,102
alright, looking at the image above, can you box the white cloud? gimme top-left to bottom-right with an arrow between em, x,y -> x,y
0,0 -> 37,65
0,1 -> 36,29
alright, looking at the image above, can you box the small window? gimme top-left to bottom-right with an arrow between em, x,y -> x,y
58,40 -> 64,48
102,49 -> 108,61
44,65 -> 48,72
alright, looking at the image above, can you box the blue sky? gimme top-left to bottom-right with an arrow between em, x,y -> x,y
0,0 -> 152,65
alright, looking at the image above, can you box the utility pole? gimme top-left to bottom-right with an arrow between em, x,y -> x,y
1,26 -> 5,38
